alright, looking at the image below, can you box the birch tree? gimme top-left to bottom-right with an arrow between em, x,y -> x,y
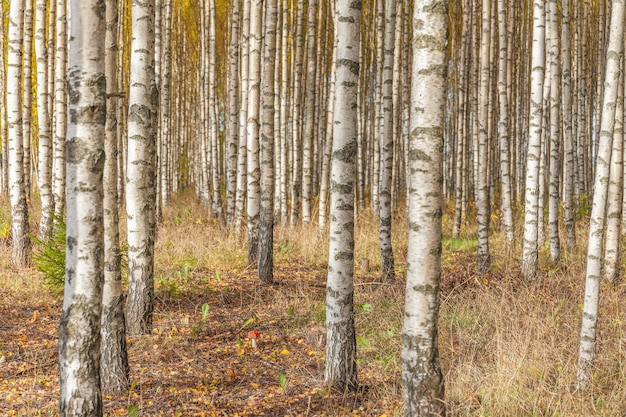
258,0 -> 278,284
36,0 -> 54,238
476,0 -> 492,274
246,0 -> 262,264
577,0 -> 625,388
401,0 -> 447,413
53,0 -> 68,221
325,0 -> 361,392
126,0 -> 158,335
8,0 -> 32,267
22,0 -> 33,194
378,0 -> 397,281
58,0 -> 106,413
100,0 -> 129,394
521,0 -> 546,281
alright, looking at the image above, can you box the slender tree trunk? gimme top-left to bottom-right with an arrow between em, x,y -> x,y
258,0 -> 278,284
8,0 -> 32,267
301,0 -> 318,224
246,0 -> 262,264
561,0 -> 576,251
59,1 -> 106,414
547,0 -> 561,265
290,1 -> 305,226
324,0 -> 360,392
100,0 -> 129,395
53,0 -> 67,221
22,0 -> 33,194
577,0 -> 624,389
36,0 -> 54,238
497,0 -> 514,249
521,0 -> 546,281
476,0 -> 492,274
226,0 -> 240,226
0,0 -> 7,196
603,67 -> 623,283
126,0 -> 157,336
402,0 -> 447,414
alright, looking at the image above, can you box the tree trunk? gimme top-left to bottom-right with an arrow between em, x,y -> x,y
402,0 -> 447,414
8,0 -> 32,267
577,0 -> 624,389
22,0 -> 33,195
521,0 -> 546,281
246,0 -> 262,265
324,0 -> 360,392
126,0 -> 157,336
59,1 -> 106,414
258,0 -> 277,284
53,0 -> 67,221
36,0 -> 54,238
100,0 -> 130,395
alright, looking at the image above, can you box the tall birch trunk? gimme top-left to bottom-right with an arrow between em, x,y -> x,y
497,0 -> 514,249
324,0 -> 360,392
476,0 -> 492,274
246,0 -> 262,264
402,0 -> 447,414
577,0 -> 624,389
8,0 -> 32,267
378,0 -> 397,280
301,0 -> 318,224
58,1 -> 106,414
36,0 -> 54,238
547,0 -> 561,265
126,0 -> 157,336
521,0 -> 546,281
226,0 -> 240,226
259,0 -> 277,284
53,0 -> 67,221
100,0 -> 129,395
22,0 -> 33,194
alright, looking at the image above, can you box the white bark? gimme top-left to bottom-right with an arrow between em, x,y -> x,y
22,0 -> 33,194
259,0 -> 277,284
402,0 -> 447,414
8,0 -> 32,267
126,0 -> 157,335
577,0 -> 624,389
476,0 -> 492,274
36,0 -> 54,238
325,0 -> 360,392
59,1 -> 106,414
53,0 -> 67,220
521,0 -> 546,281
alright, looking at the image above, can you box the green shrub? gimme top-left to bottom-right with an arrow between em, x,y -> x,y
33,217 -> 66,294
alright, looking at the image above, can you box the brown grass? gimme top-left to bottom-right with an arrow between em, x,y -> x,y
1,192 -> 626,416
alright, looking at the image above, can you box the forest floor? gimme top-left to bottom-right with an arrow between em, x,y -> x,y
2,193 -> 626,416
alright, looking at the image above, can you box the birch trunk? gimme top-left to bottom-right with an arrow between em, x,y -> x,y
325,0 -> 360,392
561,0 -> 576,251
22,0 -> 33,194
402,0 -> 447,413
126,0 -> 157,336
378,0 -> 397,280
577,0 -> 624,389
8,0 -> 32,267
53,0 -> 67,220
59,1 -> 106,414
521,0 -> 546,281
547,0 -> 561,265
603,68 -> 623,283
476,0 -> 492,274
259,0 -> 277,284
497,0 -> 514,249
100,0 -> 129,395
36,0 -> 54,238
301,0 -> 318,224
226,0 -> 240,225
0,0 -> 7,195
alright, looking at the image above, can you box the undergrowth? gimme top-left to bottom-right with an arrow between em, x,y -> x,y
2,190 -> 626,416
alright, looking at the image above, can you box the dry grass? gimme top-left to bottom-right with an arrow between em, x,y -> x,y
2,192 -> 626,415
